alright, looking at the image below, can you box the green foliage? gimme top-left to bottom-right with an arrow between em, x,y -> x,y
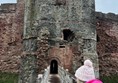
101,75 -> 118,83
0,72 -> 18,83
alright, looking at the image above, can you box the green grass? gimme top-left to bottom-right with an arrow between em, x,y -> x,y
0,72 -> 118,83
0,72 -> 18,83
101,75 -> 118,83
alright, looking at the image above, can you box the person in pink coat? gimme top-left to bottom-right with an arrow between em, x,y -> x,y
75,59 -> 95,83
86,79 -> 103,83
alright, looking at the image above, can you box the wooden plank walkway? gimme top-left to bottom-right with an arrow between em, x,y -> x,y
48,74 -> 61,83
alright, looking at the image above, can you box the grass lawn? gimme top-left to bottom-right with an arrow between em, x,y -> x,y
0,72 -> 118,83
0,72 -> 18,83
101,75 -> 118,83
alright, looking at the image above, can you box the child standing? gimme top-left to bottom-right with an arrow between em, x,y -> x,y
75,59 -> 95,83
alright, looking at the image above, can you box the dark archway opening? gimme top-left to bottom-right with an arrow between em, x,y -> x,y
63,29 -> 75,42
50,60 -> 58,74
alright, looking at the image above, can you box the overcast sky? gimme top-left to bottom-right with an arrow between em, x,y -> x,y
95,0 -> 118,14
0,0 -> 118,14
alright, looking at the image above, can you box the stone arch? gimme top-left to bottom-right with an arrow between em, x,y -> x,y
50,59 -> 58,74
49,57 -> 61,65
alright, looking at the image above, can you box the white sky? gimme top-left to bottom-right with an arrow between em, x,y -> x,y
0,0 -> 17,4
0,0 -> 118,14
95,0 -> 118,14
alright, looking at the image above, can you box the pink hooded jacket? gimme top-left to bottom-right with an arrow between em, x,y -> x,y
86,79 -> 103,83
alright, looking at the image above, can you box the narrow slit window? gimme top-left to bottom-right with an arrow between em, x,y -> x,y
55,0 -> 66,6
97,35 -> 100,42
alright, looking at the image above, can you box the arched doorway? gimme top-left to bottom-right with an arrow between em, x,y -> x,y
50,59 -> 58,74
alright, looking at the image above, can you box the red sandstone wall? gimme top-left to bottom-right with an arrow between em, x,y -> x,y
48,46 -> 73,70
0,1 -> 118,77
0,0 -> 24,72
96,12 -> 118,76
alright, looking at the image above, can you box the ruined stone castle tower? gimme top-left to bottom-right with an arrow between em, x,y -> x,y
19,0 -> 99,82
1,0 -> 118,82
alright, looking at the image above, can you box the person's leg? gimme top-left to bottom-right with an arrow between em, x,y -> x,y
77,79 -> 80,83
77,79 -> 84,83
